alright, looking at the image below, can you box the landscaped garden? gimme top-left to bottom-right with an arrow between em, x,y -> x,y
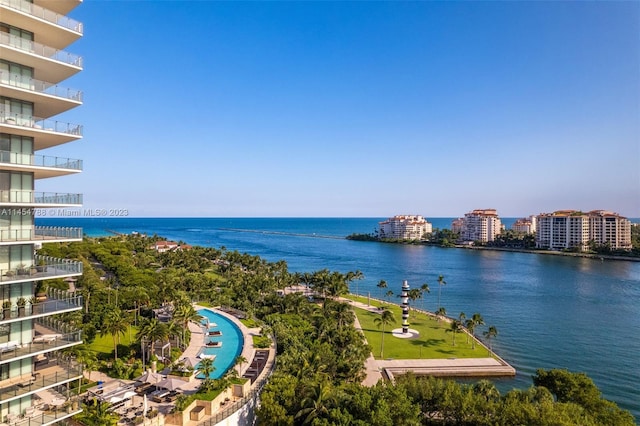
344,294 -> 494,360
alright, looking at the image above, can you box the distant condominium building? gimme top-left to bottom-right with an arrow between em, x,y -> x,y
512,216 -> 537,234
535,210 -> 632,251
1,0 -> 84,422
379,215 -> 432,240
460,209 -> 502,243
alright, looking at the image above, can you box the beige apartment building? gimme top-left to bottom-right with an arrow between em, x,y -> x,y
511,216 -> 537,234
535,210 -> 632,251
379,215 -> 432,240
460,209 -> 502,243
1,0 -> 85,422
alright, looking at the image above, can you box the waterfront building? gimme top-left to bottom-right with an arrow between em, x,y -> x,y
535,210 -> 631,251
451,218 -> 464,234
0,0 -> 84,422
512,216 -> 537,234
378,215 -> 432,240
460,209 -> 502,243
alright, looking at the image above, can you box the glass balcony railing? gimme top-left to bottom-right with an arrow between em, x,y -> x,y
0,191 -> 82,205
3,404 -> 81,426
0,255 -> 83,284
0,32 -> 82,68
0,330 -> 82,362
0,227 -> 83,243
0,150 -> 82,171
0,0 -> 83,34
1,111 -> 82,137
0,70 -> 83,102
0,362 -> 83,403
1,291 -> 82,322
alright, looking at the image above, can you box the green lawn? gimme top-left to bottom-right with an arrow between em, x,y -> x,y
345,295 -> 492,360
88,326 -> 140,356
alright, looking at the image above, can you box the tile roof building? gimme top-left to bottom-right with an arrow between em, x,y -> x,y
535,210 -> 632,251
460,209 -> 502,243
379,215 -> 432,240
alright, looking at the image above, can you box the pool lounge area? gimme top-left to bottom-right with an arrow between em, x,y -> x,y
196,309 -> 243,379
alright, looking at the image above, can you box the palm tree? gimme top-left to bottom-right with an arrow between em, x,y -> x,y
483,326 -> 498,355
469,313 -> 485,348
408,288 -> 422,311
437,274 -> 446,310
77,398 -> 119,426
374,308 -> 395,359
420,283 -> 430,312
235,355 -> 247,376
346,270 -> 364,297
100,307 -> 128,361
376,279 -> 387,302
435,306 -> 446,321
197,357 -> 216,390
173,304 -> 202,348
295,380 -> 334,425
473,379 -> 500,402
136,317 -> 169,364
385,290 -> 394,305
447,319 -> 463,346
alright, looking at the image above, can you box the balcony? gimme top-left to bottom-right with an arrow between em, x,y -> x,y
1,291 -> 82,324
1,111 -> 82,147
0,32 -> 82,83
0,151 -> 82,179
0,330 -> 82,365
0,256 -> 83,285
0,191 -> 82,207
0,70 -> 82,118
0,227 -> 82,245
2,404 -> 81,426
0,0 -> 83,44
0,362 -> 82,404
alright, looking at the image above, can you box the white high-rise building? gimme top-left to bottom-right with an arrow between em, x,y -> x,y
461,209 -> 502,243
379,215 -> 432,240
0,0 -> 84,422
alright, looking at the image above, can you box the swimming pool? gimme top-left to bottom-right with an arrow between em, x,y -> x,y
196,309 -> 243,379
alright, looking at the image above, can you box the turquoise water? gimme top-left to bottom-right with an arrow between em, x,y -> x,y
196,309 -> 243,379
38,217 -> 640,420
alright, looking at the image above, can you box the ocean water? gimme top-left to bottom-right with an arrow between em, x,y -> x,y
38,217 -> 640,420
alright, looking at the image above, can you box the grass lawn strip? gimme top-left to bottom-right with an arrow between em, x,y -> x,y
345,295 -> 491,360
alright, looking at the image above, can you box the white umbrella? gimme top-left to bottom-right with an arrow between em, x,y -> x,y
142,394 -> 148,418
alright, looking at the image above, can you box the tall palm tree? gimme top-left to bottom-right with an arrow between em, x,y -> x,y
469,313 -> 485,348
136,317 -> 169,364
420,283 -> 430,312
374,308 -> 396,359
173,304 -> 202,348
100,307 -> 128,361
437,275 -> 446,310
483,326 -> 498,355
447,319 -> 462,346
377,280 -> 387,302
235,355 -> 247,376
435,306 -> 446,321
385,290 -> 394,305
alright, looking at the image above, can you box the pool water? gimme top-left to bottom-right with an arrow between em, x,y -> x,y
196,309 -> 243,379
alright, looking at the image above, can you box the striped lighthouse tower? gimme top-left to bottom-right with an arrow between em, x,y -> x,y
401,280 -> 410,334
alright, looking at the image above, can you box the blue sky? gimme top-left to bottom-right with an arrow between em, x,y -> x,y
39,1 -> 639,218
